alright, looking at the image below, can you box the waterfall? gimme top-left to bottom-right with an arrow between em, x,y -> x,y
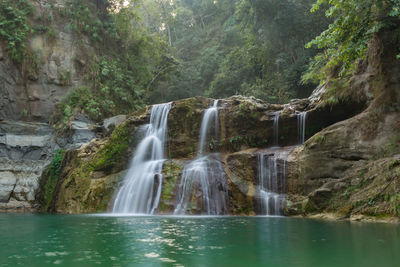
297,112 -> 307,144
273,112 -> 280,146
257,151 -> 287,216
174,100 -> 228,215
198,100 -> 219,155
174,154 -> 227,215
112,103 -> 171,214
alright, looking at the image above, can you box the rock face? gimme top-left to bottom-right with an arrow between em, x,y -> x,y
0,121 -> 55,211
286,32 -> 400,219
0,0 -> 89,122
0,118 -> 102,212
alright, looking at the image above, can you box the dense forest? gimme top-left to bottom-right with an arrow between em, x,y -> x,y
1,0 -> 400,122
0,0 -> 397,122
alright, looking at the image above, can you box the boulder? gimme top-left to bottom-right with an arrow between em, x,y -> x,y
103,115 -> 127,134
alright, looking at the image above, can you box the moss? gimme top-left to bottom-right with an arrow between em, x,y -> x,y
91,121 -> 132,172
168,97 -> 210,158
43,149 -> 65,210
84,173 -> 124,213
58,69 -> 72,86
313,134 -> 326,145
235,101 -> 264,124
304,200 -> 316,214
221,135 -> 268,152
159,161 -> 184,213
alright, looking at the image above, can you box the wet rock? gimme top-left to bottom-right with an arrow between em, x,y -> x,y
0,171 -> 17,202
103,115 -> 127,134
306,188 -> 333,212
0,120 -> 55,211
69,118 -> 98,147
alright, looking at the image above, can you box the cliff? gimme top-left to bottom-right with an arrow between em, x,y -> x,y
0,0 -> 92,122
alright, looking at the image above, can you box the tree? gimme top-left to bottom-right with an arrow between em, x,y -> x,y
303,0 -> 400,84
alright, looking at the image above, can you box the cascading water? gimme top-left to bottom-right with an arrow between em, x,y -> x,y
297,112 -> 307,144
256,111 -> 288,215
112,103 -> 171,214
174,100 -> 228,215
257,149 -> 288,216
173,154 -> 227,215
198,100 -> 219,155
273,112 -> 280,146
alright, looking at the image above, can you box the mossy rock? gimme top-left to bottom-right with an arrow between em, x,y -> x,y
224,151 -> 257,215
168,97 -> 211,159
159,160 -> 184,213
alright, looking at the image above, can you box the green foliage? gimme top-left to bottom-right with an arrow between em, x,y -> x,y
146,0 -> 328,103
383,134 -> 400,157
304,0 -> 400,83
227,0 -> 329,101
227,135 -> 268,151
59,69 -> 72,86
44,149 -> 65,209
146,0 -> 238,102
53,0 -> 177,125
47,25 -> 56,41
0,0 -> 33,64
65,0 -> 118,43
391,194 -> 400,216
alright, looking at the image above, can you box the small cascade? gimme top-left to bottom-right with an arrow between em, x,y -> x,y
198,100 -> 219,155
174,100 -> 228,215
257,149 -> 289,216
174,154 -> 227,215
112,103 -> 171,214
273,112 -> 280,146
297,112 -> 307,144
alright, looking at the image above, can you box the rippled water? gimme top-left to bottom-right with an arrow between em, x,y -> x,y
0,214 -> 399,266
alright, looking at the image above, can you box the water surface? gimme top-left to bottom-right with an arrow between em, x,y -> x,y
0,214 -> 399,266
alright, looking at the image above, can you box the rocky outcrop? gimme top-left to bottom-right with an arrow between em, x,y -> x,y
0,117 -> 106,212
286,32 -> 400,219
39,107 -> 150,213
42,88 -> 368,214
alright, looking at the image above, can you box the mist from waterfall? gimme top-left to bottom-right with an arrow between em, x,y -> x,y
112,103 -> 171,214
174,100 -> 228,215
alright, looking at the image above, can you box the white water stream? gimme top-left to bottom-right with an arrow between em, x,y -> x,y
174,100 -> 228,215
257,150 -> 287,215
112,103 -> 171,214
298,111 -> 307,144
